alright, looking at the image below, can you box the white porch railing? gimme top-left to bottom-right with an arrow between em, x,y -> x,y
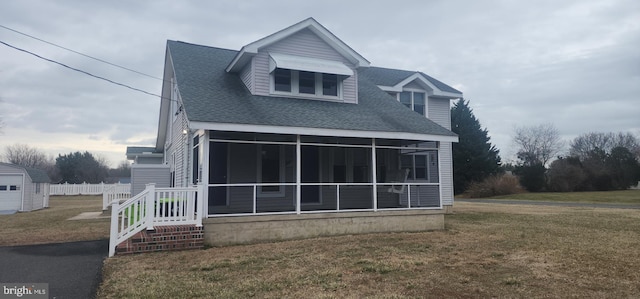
207,182 -> 441,217
102,184 -> 132,210
50,182 -> 131,195
109,183 -> 205,257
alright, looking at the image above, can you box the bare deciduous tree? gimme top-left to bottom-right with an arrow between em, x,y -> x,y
513,123 -> 564,166
570,132 -> 640,160
4,143 -> 52,169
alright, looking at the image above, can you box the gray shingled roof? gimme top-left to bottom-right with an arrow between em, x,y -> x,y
168,40 -> 457,138
24,166 -> 50,183
359,67 -> 462,94
126,147 -> 161,155
0,163 -> 50,183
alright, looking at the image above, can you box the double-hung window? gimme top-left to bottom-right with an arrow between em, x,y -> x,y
401,151 -> 438,182
399,91 -> 426,116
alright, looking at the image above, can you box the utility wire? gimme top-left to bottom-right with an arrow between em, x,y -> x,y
0,24 -> 163,81
0,40 -> 173,101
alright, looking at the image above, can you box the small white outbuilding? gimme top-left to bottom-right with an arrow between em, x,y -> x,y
0,163 -> 51,213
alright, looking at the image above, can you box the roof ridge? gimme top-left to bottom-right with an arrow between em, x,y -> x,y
168,40 -> 238,53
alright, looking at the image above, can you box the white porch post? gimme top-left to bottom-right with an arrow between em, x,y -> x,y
202,131 -> 210,216
437,141 -> 444,208
296,135 -> 301,214
108,201 -> 119,257
145,183 -> 156,230
196,183 -> 204,226
371,138 -> 377,211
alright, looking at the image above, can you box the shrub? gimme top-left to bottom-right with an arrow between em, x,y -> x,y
547,157 -> 586,192
514,163 -> 547,192
466,173 -> 525,198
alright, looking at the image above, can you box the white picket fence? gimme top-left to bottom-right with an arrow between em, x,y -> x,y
50,182 -> 131,196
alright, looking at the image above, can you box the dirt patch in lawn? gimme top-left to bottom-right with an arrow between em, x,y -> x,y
0,196 -> 110,246
98,202 -> 640,298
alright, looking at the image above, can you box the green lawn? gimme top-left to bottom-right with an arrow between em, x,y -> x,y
488,189 -> 640,204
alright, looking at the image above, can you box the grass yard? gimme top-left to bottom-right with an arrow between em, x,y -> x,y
97,202 -> 640,298
489,189 -> 640,204
0,195 -> 110,246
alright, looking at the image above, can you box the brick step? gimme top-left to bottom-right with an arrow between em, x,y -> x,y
115,225 -> 204,255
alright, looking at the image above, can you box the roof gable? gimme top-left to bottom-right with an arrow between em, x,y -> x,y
226,18 -> 370,73
360,67 -> 462,97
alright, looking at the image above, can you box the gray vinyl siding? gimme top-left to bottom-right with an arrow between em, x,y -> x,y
252,54 -> 270,95
131,165 -> 171,196
253,29 -> 358,103
439,143 -> 454,206
427,97 -> 454,205
240,62 -> 253,93
166,100 -> 190,187
427,98 -> 451,130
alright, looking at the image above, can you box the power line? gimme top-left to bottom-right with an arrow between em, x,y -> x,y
0,24 -> 163,81
0,39 -> 172,100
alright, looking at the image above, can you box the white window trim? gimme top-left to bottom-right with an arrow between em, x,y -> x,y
270,69 -> 343,101
402,150 -> 437,183
257,144 -> 286,197
398,89 -> 427,116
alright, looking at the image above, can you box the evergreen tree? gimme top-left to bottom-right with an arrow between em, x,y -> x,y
451,98 -> 501,194
56,151 -> 109,183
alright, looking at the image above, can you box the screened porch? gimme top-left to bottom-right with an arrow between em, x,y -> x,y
198,131 -> 443,217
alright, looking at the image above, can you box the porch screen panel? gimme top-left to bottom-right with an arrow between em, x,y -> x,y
261,144 -> 281,192
209,142 -> 228,207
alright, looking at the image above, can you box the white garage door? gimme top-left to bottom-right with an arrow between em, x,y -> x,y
0,174 -> 23,211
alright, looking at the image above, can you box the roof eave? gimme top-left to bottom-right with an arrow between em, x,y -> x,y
190,121 -> 458,143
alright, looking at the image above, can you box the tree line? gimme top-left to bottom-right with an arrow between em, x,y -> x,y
2,144 -> 130,184
451,99 -> 640,196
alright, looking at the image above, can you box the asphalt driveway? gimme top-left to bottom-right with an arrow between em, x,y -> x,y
0,239 -> 108,299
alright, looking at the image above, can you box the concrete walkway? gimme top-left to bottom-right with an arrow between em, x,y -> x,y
0,239 -> 108,299
456,199 -> 640,209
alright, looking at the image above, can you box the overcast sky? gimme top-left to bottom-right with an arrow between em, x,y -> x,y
1,0 -> 638,167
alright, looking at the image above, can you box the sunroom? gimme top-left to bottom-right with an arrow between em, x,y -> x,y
196,131 -> 447,217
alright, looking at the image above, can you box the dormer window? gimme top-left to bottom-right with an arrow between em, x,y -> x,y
274,69 -> 292,92
399,91 -> 426,115
269,53 -> 352,100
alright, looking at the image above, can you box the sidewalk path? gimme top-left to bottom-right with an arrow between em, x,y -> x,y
0,239 -> 108,299
456,199 -> 640,209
